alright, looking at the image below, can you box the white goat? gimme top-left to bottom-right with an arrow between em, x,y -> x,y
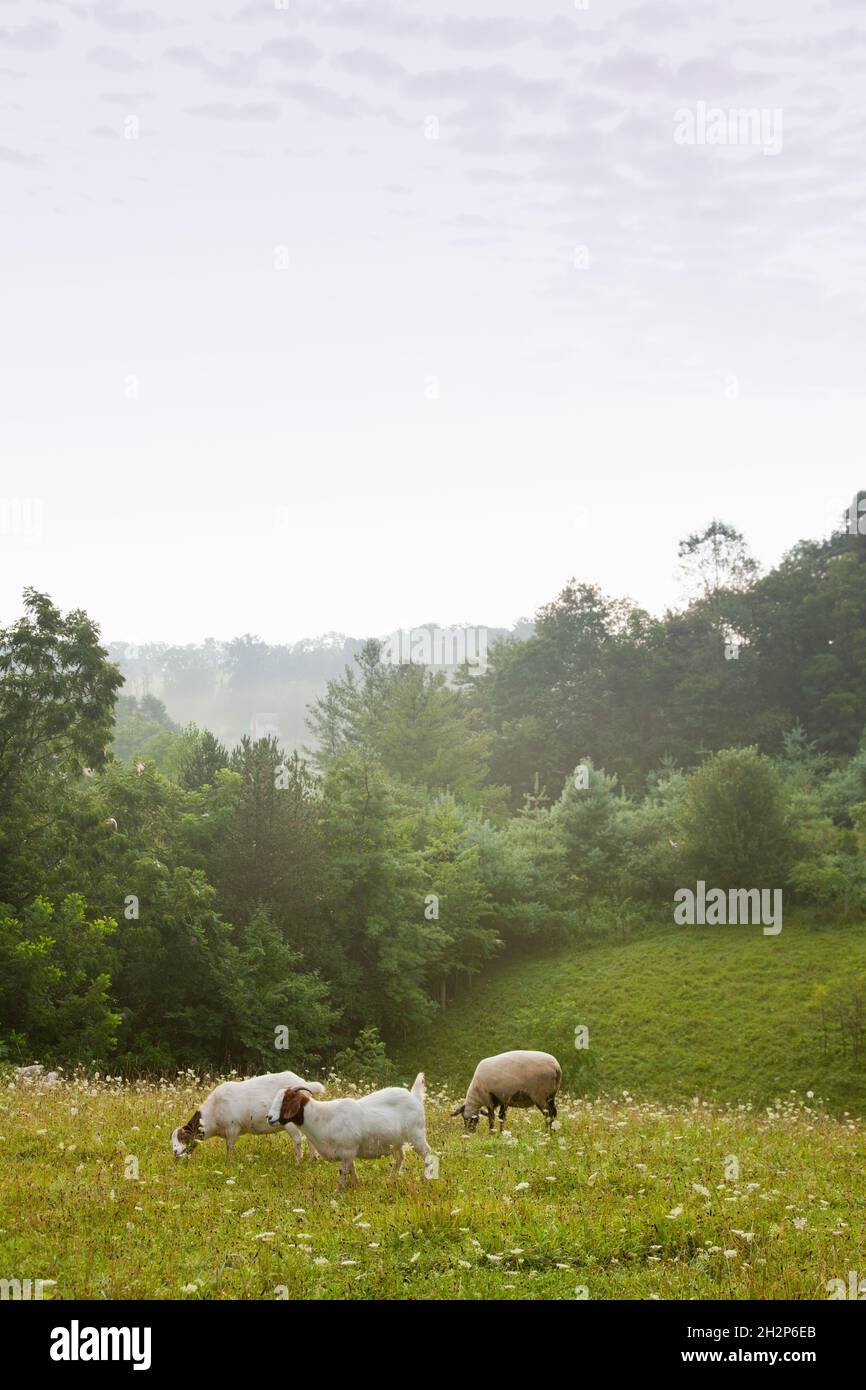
171,1070 -> 325,1162
451,1050 -> 561,1132
268,1073 -> 436,1191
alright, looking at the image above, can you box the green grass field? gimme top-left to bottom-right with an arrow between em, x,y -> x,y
3,919 -> 866,1301
401,919 -> 866,1113
1,1074 -> 864,1300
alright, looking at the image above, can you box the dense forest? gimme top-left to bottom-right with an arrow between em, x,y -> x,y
2,514 -> 865,1075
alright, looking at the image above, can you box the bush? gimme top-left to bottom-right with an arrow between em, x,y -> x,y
331,1026 -> 396,1086
679,747 -> 794,888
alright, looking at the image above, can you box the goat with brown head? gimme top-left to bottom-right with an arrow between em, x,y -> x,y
171,1109 -> 204,1157
270,1087 -> 312,1127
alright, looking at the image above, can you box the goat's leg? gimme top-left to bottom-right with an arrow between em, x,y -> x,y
338,1157 -> 359,1190
289,1127 -> 303,1163
224,1126 -> 240,1162
410,1131 -> 437,1180
391,1146 -> 405,1179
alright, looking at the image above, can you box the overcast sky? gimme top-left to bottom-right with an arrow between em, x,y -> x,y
1,0 -> 864,644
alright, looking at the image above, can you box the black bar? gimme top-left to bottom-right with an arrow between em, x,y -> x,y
5,1298 -> 860,1375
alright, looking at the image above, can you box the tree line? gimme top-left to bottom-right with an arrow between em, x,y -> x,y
1,512 -> 865,1072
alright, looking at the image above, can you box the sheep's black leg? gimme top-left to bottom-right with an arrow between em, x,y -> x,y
536,1099 -> 556,1127
485,1107 -> 495,1132
498,1103 -> 507,1131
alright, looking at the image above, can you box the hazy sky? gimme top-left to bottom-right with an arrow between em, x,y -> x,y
2,0 -> 864,643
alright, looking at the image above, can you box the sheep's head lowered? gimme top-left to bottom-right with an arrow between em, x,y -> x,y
171,1109 -> 204,1158
450,1101 -> 479,1132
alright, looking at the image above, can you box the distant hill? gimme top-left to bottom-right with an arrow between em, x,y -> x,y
399,919 -> 866,1114
107,622 -> 525,751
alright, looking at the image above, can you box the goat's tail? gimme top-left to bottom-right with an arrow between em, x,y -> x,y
411,1072 -> 426,1104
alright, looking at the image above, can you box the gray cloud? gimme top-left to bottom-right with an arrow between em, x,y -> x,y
435,17 -> 536,51
466,167 -> 525,186
405,64 -> 559,112
284,0 -> 427,40
3,0 -> 863,650
186,100 -> 282,121
261,36 -> 323,67
163,36 -> 321,91
624,2 -> 695,34
535,16 -> 608,51
0,143 -> 43,167
100,89 -> 151,104
332,47 -> 406,81
275,79 -> 364,119
4,0 -> 864,415
87,45 -> 142,71
166,45 -> 258,87
0,20 -> 61,50
89,2 -> 166,35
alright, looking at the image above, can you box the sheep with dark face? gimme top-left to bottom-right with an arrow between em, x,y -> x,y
451,1050 -> 561,1132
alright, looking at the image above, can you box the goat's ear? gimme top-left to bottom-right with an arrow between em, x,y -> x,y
450,1102 -> 465,1118
181,1109 -> 202,1144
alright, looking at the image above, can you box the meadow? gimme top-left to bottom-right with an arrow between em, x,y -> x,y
402,919 -> 866,1112
1,1072 -> 863,1301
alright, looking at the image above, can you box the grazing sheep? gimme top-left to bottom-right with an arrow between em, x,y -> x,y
268,1073 -> 436,1191
451,1050 -> 561,1132
171,1070 -> 325,1162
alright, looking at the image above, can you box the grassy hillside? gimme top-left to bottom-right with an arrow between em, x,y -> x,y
5,921 -> 866,1301
400,920 -> 866,1114
2,1075 -> 864,1300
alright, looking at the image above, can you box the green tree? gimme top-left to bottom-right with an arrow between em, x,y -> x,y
0,589 -> 122,820
220,907 -> 335,1070
203,738 -> 326,954
677,519 -> 759,604
468,805 -> 572,947
0,896 -> 119,1063
679,747 -> 794,888
320,751 -> 445,1041
308,641 -> 503,810
179,728 -> 230,790
332,1025 -> 396,1085
551,759 -> 629,896
111,694 -> 180,763
419,795 -> 498,1006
